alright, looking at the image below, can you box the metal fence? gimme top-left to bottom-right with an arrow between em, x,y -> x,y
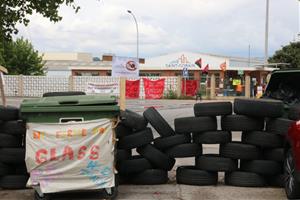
3,75 -> 178,98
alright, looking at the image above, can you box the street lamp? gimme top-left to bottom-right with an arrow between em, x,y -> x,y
264,0 -> 270,65
127,10 -> 139,62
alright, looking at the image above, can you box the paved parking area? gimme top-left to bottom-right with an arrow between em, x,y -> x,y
0,98 -> 287,199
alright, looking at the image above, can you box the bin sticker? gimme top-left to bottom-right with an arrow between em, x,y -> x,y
25,119 -> 115,193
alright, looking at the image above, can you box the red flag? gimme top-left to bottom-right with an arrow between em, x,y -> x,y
220,61 -> 227,71
195,58 -> 202,68
202,64 -> 209,74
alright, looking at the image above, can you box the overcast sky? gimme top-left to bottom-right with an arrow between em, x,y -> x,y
16,0 -> 299,59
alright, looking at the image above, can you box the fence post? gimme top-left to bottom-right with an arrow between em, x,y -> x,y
210,73 -> 216,99
245,74 -> 251,98
18,75 -> 24,97
176,76 -> 182,98
68,75 -> 74,91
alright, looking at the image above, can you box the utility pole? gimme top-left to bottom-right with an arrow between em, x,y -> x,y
264,0 -> 270,65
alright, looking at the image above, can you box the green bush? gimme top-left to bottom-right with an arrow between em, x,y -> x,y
164,89 -> 177,99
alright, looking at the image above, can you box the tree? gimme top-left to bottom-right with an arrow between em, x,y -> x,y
0,0 -> 80,39
268,42 -> 300,69
3,37 -> 45,75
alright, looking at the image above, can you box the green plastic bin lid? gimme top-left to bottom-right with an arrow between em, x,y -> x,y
20,95 -> 119,113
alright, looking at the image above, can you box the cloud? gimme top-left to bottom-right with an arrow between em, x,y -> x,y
15,0 -> 299,58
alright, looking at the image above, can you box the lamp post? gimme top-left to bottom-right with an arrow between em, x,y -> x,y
127,10 -> 139,62
264,0 -> 270,65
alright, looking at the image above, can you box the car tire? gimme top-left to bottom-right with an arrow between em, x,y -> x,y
0,162 -> 14,176
240,160 -> 282,175
0,148 -> 25,164
234,98 -> 284,118
176,166 -> 218,186
118,155 -> 152,175
118,128 -> 153,150
15,163 -> 28,175
193,102 -> 232,117
42,91 -> 86,97
284,149 -> 300,199
241,131 -> 283,148
221,115 -> 264,131
128,169 -> 168,185
175,116 -> 217,134
143,107 -> 175,137
115,123 -> 133,138
288,104 -> 300,120
0,175 -> 28,189
266,118 -> 294,136
120,110 -> 148,131
0,106 -> 19,121
0,133 -> 22,147
225,171 -> 267,187
267,174 -> 285,188
164,143 -> 202,158
263,148 -> 284,162
195,154 -> 238,172
193,131 -> 231,144
220,142 -> 261,160
154,134 -> 191,150
0,120 -> 26,136
137,144 -> 175,171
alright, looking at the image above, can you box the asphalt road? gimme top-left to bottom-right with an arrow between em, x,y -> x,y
0,98 -> 287,200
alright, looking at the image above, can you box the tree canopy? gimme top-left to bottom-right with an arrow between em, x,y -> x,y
1,37 -> 45,75
269,42 -> 300,69
0,0 -> 80,39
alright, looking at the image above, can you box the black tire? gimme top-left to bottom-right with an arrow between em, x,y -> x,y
116,149 -> 131,162
0,175 -> 28,189
266,118 -> 294,136
164,143 -> 202,158
221,115 -> 264,131
0,133 -> 22,147
0,120 -> 26,136
0,148 -> 25,164
0,162 -> 14,176
263,148 -> 284,162
0,106 -> 19,121
240,160 -> 282,175
194,102 -> 232,117
143,107 -> 175,137
154,134 -> 191,150
234,98 -> 284,118
42,91 -> 85,97
176,166 -> 218,186
118,155 -> 152,175
267,174 -> 285,188
115,123 -> 133,138
175,116 -> 217,134
241,131 -> 284,148
15,163 -> 28,175
220,142 -> 261,160
284,149 -> 300,199
137,144 -> 175,171
288,104 -> 300,120
120,110 -> 148,131
195,154 -> 238,172
118,128 -> 153,150
193,131 -> 231,144
225,171 -> 267,187
128,169 -> 168,185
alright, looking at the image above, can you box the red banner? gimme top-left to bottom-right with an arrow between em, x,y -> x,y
143,78 -> 165,99
182,80 -> 199,96
126,80 -> 140,99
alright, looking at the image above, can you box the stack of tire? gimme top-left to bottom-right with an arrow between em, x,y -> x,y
0,106 -> 28,190
174,102 -> 234,186
222,98 -> 293,187
116,108 -> 176,185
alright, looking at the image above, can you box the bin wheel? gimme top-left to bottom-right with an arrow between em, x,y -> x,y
34,191 -> 51,200
103,187 -> 118,200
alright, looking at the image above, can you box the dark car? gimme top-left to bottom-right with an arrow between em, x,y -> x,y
263,69 -> 300,199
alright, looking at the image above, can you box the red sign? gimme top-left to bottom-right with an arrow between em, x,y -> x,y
182,80 -> 199,96
126,80 -> 140,99
143,78 -> 165,99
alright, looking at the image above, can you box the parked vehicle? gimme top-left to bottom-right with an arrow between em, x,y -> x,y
263,69 -> 300,199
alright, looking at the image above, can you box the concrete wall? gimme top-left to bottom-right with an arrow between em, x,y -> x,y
41,52 -> 93,62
